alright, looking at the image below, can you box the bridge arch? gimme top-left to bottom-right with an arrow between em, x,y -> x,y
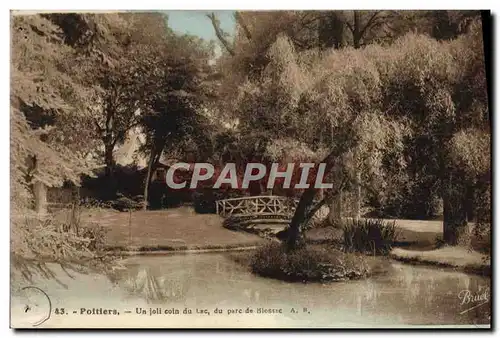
215,195 -> 298,229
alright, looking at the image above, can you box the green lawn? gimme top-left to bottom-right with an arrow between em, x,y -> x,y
305,217 -> 490,275
57,206 -> 266,252
56,207 -> 490,275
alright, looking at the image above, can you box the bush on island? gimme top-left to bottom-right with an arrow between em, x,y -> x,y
250,242 -> 370,282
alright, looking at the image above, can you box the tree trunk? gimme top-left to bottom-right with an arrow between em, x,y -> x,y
354,171 -> 361,219
442,175 -> 471,246
143,147 -> 157,211
27,155 -> 47,216
70,186 -> 80,234
353,11 -> 362,49
207,13 -> 235,56
464,184 -> 475,222
327,191 -> 342,226
443,195 -> 470,246
286,187 -> 317,250
104,143 -> 114,178
286,148 -> 345,250
103,142 -> 116,200
33,181 -> 47,216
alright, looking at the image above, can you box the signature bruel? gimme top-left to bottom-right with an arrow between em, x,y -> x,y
458,287 -> 490,315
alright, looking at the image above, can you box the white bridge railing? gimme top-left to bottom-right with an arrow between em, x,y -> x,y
215,195 -> 298,219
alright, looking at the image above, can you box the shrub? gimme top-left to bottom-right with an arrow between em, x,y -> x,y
342,218 -> 399,255
110,194 -> 143,211
11,213 -> 113,286
472,223 -> 491,255
250,242 -> 370,282
80,197 -> 114,209
78,225 -> 109,252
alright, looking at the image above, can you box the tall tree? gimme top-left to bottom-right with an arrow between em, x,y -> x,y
210,10 -> 420,221
221,35 -> 409,249
11,14 -> 98,211
382,18 -> 488,245
137,30 -> 215,209
85,13 -> 169,187
11,13 -> 111,281
48,12 -> 191,199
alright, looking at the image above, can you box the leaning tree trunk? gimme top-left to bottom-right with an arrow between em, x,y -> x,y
286,187 -> 318,250
286,148 -> 346,250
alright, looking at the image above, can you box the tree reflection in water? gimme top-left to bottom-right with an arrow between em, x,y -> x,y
104,254 -> 490,325
110,263 -> 191,303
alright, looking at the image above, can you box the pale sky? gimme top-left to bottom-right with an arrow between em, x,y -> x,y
164,10 -> 236,58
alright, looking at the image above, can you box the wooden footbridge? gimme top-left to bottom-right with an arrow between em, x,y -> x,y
215,196 -> 298,230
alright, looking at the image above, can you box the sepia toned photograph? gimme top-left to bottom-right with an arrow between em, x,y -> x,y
10,9 -> 491,329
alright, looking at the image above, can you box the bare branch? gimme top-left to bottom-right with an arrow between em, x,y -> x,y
93,117 -> 104,134
111,119 -> 142,148
359,11 -> 382,40
345,21 -> 354,33
234,12 -> 252,40
300,12 -> 325,29
207,13 -> 235,56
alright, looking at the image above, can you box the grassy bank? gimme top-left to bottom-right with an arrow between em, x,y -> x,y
387,220 -> 490,276
306,218 -> 490,277
390,246 -> 490,276
59,207 -> 490,278
105,243 -> 261,255
56,206 -> 266,252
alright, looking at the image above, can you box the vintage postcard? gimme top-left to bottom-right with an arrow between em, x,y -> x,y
10,9 -> 491,329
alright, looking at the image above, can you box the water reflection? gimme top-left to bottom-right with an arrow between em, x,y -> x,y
110,257 -> 195,303
109,253 -> 490,326
121,266 -> 189,303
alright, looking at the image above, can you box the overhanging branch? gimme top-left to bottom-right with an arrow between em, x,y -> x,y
207,13 -> 235,56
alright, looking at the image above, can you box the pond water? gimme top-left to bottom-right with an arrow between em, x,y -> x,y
11,252 -> 490,328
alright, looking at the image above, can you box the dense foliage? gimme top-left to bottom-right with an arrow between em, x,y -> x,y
250,242 -> 371,282
11,10 -> 490,285
213,11 -> 489,247
10,12 -> 216,283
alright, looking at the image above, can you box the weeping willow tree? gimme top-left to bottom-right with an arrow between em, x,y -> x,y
222,35 -> 410,249
220,14 -> 489,249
